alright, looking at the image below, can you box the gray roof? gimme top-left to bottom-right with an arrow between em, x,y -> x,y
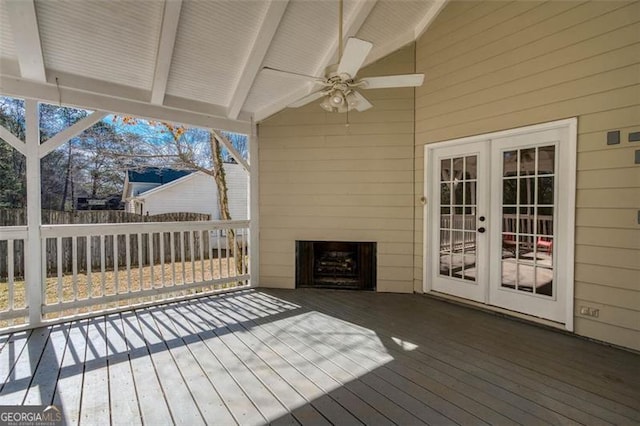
127,168 -> 192,184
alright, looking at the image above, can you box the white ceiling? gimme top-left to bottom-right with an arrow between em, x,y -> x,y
0,0 -> 446,132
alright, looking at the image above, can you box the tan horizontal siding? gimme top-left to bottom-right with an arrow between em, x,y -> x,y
574,263 -> 639,291
415,0 -> 640,350
260,205 -> 413,219
574,299 -> 640,334
576,227 -> 640,250
578,126 -> 640,152
574,317 -> 639,351
576,208 -> 639,229
576,282 -> 640,311
577,168 -> 639,189
577,298 -> 640,328
575,245 -> 640,271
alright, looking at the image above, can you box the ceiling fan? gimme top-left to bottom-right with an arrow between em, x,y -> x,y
262,0 -> 425,113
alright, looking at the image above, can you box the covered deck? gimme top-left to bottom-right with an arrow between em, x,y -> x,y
1,288 -> 638,425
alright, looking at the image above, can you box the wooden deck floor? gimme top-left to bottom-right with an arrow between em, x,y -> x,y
1,288 -> 639,425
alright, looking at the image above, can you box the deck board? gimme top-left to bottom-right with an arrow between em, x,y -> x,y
23,324 -> 68,405
80,317 -> 110,425
0,288 -> 638,426
53,320 -> 88,425
152,306 -> 237,425
120,310 -> 173,426
136,308 -> 205,425
0,327 -> 49,404
104,313 -> 142,426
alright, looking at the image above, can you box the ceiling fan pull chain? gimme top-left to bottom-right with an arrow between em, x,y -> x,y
338,0 -> 343,58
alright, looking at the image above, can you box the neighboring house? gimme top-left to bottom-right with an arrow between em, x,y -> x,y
122,165 -> 247,220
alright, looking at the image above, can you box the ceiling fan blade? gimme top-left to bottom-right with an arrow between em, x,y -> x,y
262,66 -> 322,83
351,91 -> 372,112
337,37 -> 373,78
361,74 -> 425,89
288,91 -> 325,108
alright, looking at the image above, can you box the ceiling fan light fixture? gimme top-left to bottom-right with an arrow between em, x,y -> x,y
345,91 -> 359,108
320,96 -> 335,112
329,90 -> 345,107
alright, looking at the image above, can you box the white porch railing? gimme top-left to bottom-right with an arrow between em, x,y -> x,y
1,220 -> 250,329
0,226 -> 28,325
40,220 -> 250,320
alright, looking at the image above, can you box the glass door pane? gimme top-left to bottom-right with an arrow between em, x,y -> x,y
500,145 -> 555,297
439,154 -> 478,282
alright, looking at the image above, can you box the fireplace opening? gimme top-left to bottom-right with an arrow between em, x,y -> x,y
296,241 -> 376,290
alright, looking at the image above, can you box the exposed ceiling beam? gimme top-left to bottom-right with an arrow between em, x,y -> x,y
150,0 -> 183,105
39,111 -> 109,158
0,74 -> 251,134
5,0 -> 46,82
363,0 -> 449,67
415,0 -> 448,40
0,126 -> 26,156
254,0 -> 377,122
227,0 -> 289,120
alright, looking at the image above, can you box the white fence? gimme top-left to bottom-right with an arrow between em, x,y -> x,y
1,220 -> 251,329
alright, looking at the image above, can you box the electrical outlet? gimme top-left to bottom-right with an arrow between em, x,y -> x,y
579,306 -> 600,317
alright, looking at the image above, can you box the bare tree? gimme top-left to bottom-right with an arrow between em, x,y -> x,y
114,118 -> 247,276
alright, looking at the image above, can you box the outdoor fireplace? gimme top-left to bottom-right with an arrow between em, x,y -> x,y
296,241 -> 376,290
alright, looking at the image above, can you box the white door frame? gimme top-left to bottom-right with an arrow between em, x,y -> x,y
423,118 -> 577,331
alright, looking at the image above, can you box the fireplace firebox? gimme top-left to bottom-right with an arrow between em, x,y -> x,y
296,241 -> 376,290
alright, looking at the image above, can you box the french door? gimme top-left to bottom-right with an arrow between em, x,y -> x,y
425,120 -> 576,328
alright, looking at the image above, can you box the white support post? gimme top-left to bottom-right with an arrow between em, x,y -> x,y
24,99 -> 43,326
248,121 -> 259,288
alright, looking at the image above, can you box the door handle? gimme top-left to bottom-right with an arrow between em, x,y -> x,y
478,227 -> 486,233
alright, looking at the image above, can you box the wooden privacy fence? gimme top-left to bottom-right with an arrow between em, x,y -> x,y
0,208 -> 210,226
0,209 -> 210,279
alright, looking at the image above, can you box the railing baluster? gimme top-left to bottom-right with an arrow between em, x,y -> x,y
7,239 -> 14,312
86,236 -> 92,299
148,232 -> 154,288
232,228 -> 238,278
72,236 -> 78,301
180,231 -> 186,285
190,231 -> 196,283
100,235 -> 106,297
242,229 -> 247,278
199,230 -> 205,282
114,234 -> 119,295
126,233 -> 131,294
216,229 -> 222,280
170,231 -> 176,287
224,229 -> 231,277
137,233 -> 143,291
56,237 -> 62,302
160,232 -> 165,288
209,230 -> 214,281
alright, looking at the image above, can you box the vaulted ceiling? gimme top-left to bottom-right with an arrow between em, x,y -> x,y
0,0 -> 446,133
